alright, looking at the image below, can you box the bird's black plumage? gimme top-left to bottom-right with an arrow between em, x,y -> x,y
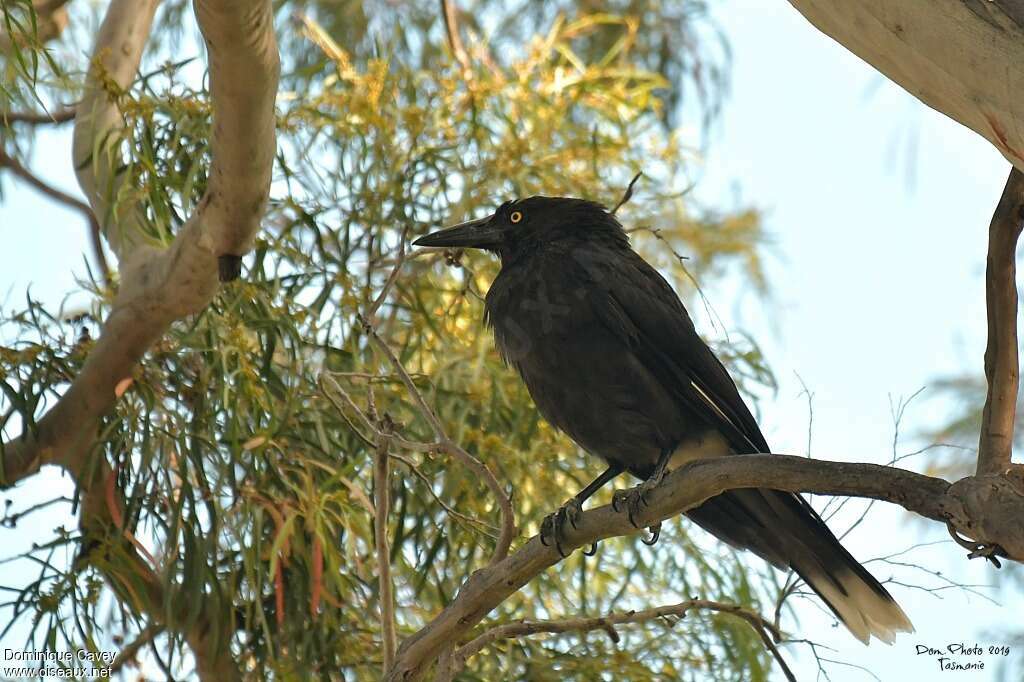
415,196 -> 913,644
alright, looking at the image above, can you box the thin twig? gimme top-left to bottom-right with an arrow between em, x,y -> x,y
611,171 -> 642,215
977,168 -> 1024,475
108,623 -> 162,674
321,374 -> 499,533
1,106 -> 76,125
756,626 -> 798,682
440,0 -> 472,77
366,227 -> 409,324
375,416 -> 398,672
0,148 -> 111,283
321,373 -> 435,453
364,324 -> 516,559
451,599 -> 789,678
361,319 -> 516,564
390,451 -> 500,535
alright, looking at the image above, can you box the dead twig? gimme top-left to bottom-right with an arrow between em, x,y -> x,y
361,318 -> 516,565
353,243 -> 515,562
375,414 -> 398,671
451,599 -> 792,681
321,374 -> 499,535
366,227 -> 410,324
611,171 -> 642,215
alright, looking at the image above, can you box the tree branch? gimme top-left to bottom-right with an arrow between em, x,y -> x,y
77,459 -> 240,681
0,106 -> 76,125
71,0 -> 161,263
0,0 -> 279,488
452,599 -> 793,681
978,168 -> 1024,475
362,320 -> 517,565
0,0 -> 69,54
440,0 -> 471,77
386,453 -> 1024,681
0,148 -> 111,283
375,418 -> 398,671
193,0 -> 279,263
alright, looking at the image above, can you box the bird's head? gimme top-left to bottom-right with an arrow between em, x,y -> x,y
413,196 -> 627,262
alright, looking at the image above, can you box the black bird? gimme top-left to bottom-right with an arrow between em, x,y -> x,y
414,196 -> 913,644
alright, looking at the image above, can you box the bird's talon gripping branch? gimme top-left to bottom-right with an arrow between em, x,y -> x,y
969,546 -> 1003,568
613,480 -> 659,530
540,500 -> 583,558
611,488 -> 631,515
946,521 -> 1005,567
640,479 -> 660,506
642,523 -> 661,546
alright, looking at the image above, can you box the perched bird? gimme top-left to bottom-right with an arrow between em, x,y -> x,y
414,196 -> 913,644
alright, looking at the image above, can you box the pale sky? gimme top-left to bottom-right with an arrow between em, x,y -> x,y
1,2 -> 1021,681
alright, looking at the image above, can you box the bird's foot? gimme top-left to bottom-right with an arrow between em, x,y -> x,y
540,498 -> 587,557
611,474 -> 666,545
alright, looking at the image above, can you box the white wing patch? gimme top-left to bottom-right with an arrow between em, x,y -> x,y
690,380 -> 733,426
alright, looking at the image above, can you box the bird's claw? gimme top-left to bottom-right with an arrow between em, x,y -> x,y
612,477 -> 664,545
612,478 -> 658,526
642,522 -> 661,546
540,499 -> 583,558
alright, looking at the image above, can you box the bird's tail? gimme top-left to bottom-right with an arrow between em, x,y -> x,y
799,553 -> 914,644
688,490 -> 914,644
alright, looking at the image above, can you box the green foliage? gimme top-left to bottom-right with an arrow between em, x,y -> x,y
0,2 -> 781,679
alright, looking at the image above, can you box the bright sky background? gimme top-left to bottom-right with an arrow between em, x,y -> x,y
1,1 -> 1022,680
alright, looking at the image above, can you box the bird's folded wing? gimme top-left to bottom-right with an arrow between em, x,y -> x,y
576,248 -> 770,455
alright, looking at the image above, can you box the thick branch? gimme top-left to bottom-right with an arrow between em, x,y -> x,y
70,0 -> 160,262
787,1 -> 1024,171
1,2 -> 277,671
386,453 -> 1024,681
978,168 -> 1024,475
0,148 -> 111,282
193,0 -> 279,260
1,0 -> 279,490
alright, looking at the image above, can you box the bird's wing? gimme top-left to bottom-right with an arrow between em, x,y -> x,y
574,246 -> 914,644
575,246 -> 770,454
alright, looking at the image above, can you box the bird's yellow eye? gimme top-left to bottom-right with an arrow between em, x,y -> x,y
510,210 -> 523,224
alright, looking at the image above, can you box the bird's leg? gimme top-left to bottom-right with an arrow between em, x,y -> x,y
612,448 -> 673,544
541,465 -> 624,557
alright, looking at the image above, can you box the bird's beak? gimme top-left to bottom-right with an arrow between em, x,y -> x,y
413,215 -> 502,249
